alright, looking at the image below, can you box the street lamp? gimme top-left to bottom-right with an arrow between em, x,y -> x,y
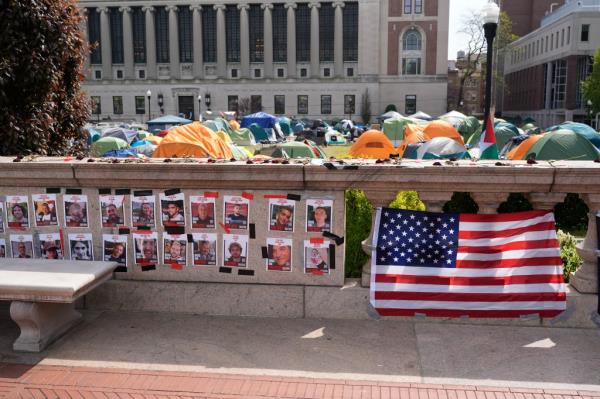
146,89 -> 152,123
481,1 -> 500,126
205,93 -> 211,111
197,94 -> 202,121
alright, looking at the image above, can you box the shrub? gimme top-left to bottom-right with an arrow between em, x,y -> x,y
497,193 -> 533,213
557,229 -> 582,282
389,191 -> 426,211
554,193 -> 589,235
344,189 -> 373,278
442,192 -> 479,213
384,104 -> 397,113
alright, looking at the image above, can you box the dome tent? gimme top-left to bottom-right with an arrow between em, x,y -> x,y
270,141 -> 323,158
101,127 -> 138,144
507,134 -> 543,160
90,137 -> 129,157
382,118 -> 412,146
229,128 -> 256,146
423,120 -> 464,144
524,129 -> 599,160
349,130 -> 397,158
547,122 -> 600,149
241,112 -> 278,129
402,137 -> 469,160
152,122 -> 233,158
458,116 -> 481,143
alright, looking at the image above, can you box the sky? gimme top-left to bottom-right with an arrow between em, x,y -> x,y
448,0 -> 490,59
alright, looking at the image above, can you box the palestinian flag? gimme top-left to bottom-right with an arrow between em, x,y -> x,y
477,113 -> 499,160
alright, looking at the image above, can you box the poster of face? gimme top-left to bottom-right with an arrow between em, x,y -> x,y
64,194 -> 89,228
268,199 -> 295,232
304,240 -> 331,274
69,233 -> 94,261
6,195 -> 30,229
192,233 -> 217,266
0,202 -> 4,233
32,194 -> 58,227
100,195 -> 125,228
133,232 -> 158,265
223,234 -> 248,267
266,238 -> 293,272
190,196 -> 216,229
131,195 -> 156,228
160,192 -> 185,227
10,234 -> 34,259
103,234 -> 127,265
39,232 -> 63,260
223,195 -> 249,230
163,233 -> 187,266
306,199 -> 333,232
0,239 -> 6,258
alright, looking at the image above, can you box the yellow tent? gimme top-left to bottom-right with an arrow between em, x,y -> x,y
229,120 -> 240,130
145,135 -> 163,145
152,122 -> 233,158
349,130 -> 397,158
216,130 -> 233,144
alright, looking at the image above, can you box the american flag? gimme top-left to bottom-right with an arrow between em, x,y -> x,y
370,208 -> 566,318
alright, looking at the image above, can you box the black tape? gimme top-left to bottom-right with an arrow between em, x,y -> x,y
219,267 -> 232,274
238,269 -> 254,276
322,231 -> 345,246
323,162 -> 337,170
187,234 -> 194,243
287,193 -> 301,201
164,188 -> 181,196
115,188 -> 131,195
134,190 -> 153,197
65,188 -> 82,195
137,226 -> 151,231
343,165 -> 359,170
261,246 -> 269,259
165,226 -> 185,235
98,188 -> 112,195
118,227 -> 131,235
141,264 -> 156,271
249,223 -> 256,239
114,266 -> 128,273
46,187 -> 61,194
389,154 -> 400,159
329,244 -> 336,269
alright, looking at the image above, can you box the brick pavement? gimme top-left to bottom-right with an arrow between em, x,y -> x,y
1,363 -> 600,399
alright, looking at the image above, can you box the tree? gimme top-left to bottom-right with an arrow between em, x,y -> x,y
0,1 -> 89,156
360,89 -> 372,124
384,104 -> 397,113
581,47 -> 600,116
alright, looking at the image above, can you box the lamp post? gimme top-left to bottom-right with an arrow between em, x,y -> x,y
197,94 -> 202,121
481,1 -> 500,126
205,93 -> 211,111
146,89 -> 152,123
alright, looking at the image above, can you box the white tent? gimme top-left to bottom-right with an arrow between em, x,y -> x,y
410,111 -> 433,121
381,111 -> 403,120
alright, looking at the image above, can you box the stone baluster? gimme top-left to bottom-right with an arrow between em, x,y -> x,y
470,192 -> 506,214
98,7 -> 112,79
419,192 -> 454,213
526,192 -> 566,212
166,5 -> 180,79
308,2 -> 320,78
571,194 -> 600,293
238,4 -> 250,78
333,1 -> 344,78
120,7 -> 134,80
285,3 -> 297,78
262,3 -> 274,79
143,6 -> 157,79
214,5 -> 227,78
191,5 -> 203,79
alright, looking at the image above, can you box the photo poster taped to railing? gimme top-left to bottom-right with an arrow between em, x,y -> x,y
304,240 -> 331,274
32,193 -> 59,227
131,195 -> 156,228
192,232 -> 217,266
6,195 -> 30,229
223,195 -> 249,230
266,237 -> 293,272
64,194 -> 89,228
39,232 -> 63,260
190,195 -> 216,229
223,234 -> 248,268
68,233 -> 94,261
306,199 -> 333,232
133,231 -> 159,265
0,238 -> 5,258
160,192 -> 186,228
163,233 -> 188,267
268,198 -> 295,232
10,234 -> 34,259
100,195 -> 125,228
103,234 -> 128,266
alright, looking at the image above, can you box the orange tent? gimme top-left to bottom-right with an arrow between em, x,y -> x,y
423,120 -> 464,145
349,130 -> 397,158
507,134 -> 543,160
152,122 -> 233,158
229,120 -> 240,130
145,135 -> 163,145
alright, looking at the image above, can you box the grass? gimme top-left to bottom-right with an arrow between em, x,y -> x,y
322,144 -> 352,159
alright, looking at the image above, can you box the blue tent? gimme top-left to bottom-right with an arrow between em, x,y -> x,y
101,127 -> 138,144
102,149 -> 142,158
547,122 -> 600,149
147,115 -> 192,131
241,112 -> 277,129
248,123 -> 276,142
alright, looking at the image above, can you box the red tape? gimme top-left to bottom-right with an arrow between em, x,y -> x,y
135,230 -> 153,235
170,263 -> 184,270
309,269 -> 325,276
310,237 -> 325,244
241,192 -> 254,200
219,222 -> 232,234
204,191 -> 219,198
263,194 -> 287,199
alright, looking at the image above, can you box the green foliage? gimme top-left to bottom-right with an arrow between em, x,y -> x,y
443,192 -> 479,213
581,47 -> 600,116
497,193 -> 533,213
389,191 -> 426,211
557,230 -> 582,282
554,194 -> 589,234
0,1 -> 89,156
384,104 -> 397,113
344,189 -> 373,278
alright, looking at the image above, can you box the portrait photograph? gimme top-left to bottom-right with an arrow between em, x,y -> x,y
39,233 -> 63,260
268,199 -> 295,232
100,195 -> 125,228
0,202 -> 4,233
131,195 -> 156,228
10,234 -> 34,259
63,194 -> 89,228
304,240 -> 331,274
32,194 -> 58,227
223,234 -> 248,267
163,233 -> 187,266
306,199 -> 333,232
266,238 -> 293,272
69,233 -> 94,261
190,196 -> 216,229
223,195 -> 249,230
192,233 -> 217,266
133,232 -> 158,265
0,239 -> 5,258
160,192 -> 185,227
103,234 -> 128,266
6,195 -> 30,229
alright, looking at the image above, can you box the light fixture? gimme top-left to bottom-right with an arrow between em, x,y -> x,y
205,93 -> 212,108
146,89 -> 152,98
481,1 -> 500,25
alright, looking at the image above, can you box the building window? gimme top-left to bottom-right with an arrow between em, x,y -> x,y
226,5 -> 240,62
116,70 -> 123,79
251,95 -> 262,113
319,3 -> 335,62
135,96 -> 145,114
91,96 -> 101,115
545,35 -> 548,52
324,68 -> 330,77
94,70 -> 102,79
405,95 -> 417,115
273,4 -> 287,62
132,7 -> 146,63
296,4 -> 310,62
576,56 -> 593,108
254,69 -> 261,78
402,58 -> 421,75
113,96 -> 123,114
203,8 -> 217,63
404,0 -> 412,14
138,69 -> 145,79
567,26 -> 571,45
109,8 -> 124,64
300,68 -> 307,77
178,7 -> 193,63
231,68 -> 238,78
555,32 -> 559,48
274,95 -> 285,115
88,8 -> 102,64
415,0 -> 423,14
581,24 -> 589,42
403,29 -> 422,50
347,67 -> 354,77
343,3 -> 358,61
550,59 -> 567,109
321,95 -> 332,114
298,95 -> 308,114
550,33 -> 554,50
155,7 -> 169,63
228,95 -> 239,112
344,95 -> 355,115
561,29 -> 564,47
277,68 -> 284,77
249,5 -> 264,62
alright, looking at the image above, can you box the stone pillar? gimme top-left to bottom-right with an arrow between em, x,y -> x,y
262,3 -> 274,79
98,7 -> 112,79
309,2 -> 320,78
215,5 -> 227,78
191,5 -> 203,79
239,4 -> 250,78
167,5 -> 180,79
527,192 -> 566,212
285,3 -> 297,78
80,8 -> 91,79
120,6 -> 134,79
419,192 -> 454,213
571,194 -> 600,293
143,6 -> 157,79
333,1 -> 344,78
470,192 -> 507,214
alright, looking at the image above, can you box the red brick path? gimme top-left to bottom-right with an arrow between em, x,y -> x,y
1,363 -> 599,399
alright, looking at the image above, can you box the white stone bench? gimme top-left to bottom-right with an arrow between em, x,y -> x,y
0,259 -> 117,352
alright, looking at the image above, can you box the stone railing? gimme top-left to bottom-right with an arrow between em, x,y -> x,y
0,157 -> 598,296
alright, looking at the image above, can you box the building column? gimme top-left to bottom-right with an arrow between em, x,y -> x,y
215,4 -> 227,78
191,5 -> 203,79
309,2 -> 320,78
333,1 -> 344,78
120,6 -> 134,79
167,5 -> 180,79
80,8 -> 91,80
285,3 -> 297,78
239,4 -> 250,78
98,7 -> 112,79
262,3 -> 274,79
143,6 -> 157,79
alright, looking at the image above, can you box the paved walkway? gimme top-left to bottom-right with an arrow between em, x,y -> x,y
2,363 -> 600,399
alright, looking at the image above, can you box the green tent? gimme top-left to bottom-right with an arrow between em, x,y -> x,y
525,129 -> 600,160
458,117 -> 481,144
90,137 -> 129,157
229,144 -> 249,160
229,128 -> 256,145
493,124 -> 521,150
548,122 -> 600,149
136,131 -> 152,140
214,117 -> 233,134
382,118 -> 411,146
271,141 -> 322,158
278,117 -> 292,135
202,120 -> 220,133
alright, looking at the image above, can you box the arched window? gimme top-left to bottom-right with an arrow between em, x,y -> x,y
403,30 -> 421,51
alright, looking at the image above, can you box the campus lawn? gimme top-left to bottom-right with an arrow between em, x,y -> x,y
322,144 -> 352,159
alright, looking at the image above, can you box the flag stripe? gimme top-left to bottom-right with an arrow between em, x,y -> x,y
374,274 -> 564,286
374,291 -> 566,302
372,282 -> 565,293
458,239 -> 559,254
373,299 -> 566,310
376,309 -> 564,318
375,265 -> 563,277
460,210 -> 551,223
460,231 -> 556,247
458,222 -> 556,239
456,247 -> 559,261
456,256 -> 563,269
